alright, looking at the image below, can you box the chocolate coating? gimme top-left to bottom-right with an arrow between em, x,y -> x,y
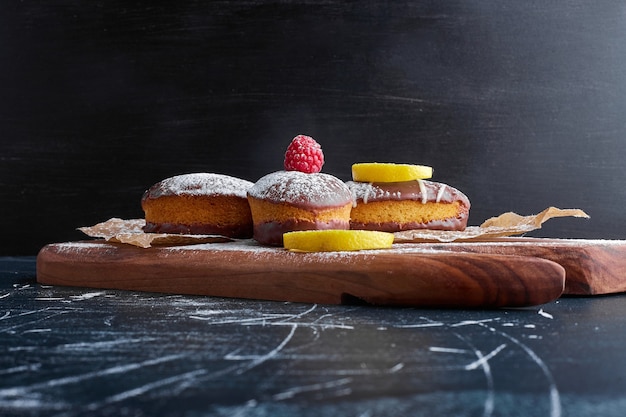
346,180 -> 470,206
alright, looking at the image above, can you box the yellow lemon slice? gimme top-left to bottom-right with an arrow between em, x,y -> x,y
283,230 -> 394,252
352,163 -> 433,182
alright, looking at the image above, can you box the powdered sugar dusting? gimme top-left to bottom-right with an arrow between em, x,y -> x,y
165,239 -> 278,254
144,173 -> 253,199
163,240 -> 445,260
347,181 -> 400,202
53,241 -> 119,253
248,171 -> 351,207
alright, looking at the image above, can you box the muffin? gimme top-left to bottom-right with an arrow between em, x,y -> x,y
247,170 -> 353,246
141,173 -> 254,238
347,179 -> 470,232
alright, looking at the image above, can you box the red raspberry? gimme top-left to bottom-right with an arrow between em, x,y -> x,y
284,134 -> 324,173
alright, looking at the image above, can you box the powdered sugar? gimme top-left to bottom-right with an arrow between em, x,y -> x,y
53,241 -> 118,253
248,171 -> 352,207
162,240 -> 445,260
144,173 -> 253,199
348,181 -> 399,203
165,239 -> 277,253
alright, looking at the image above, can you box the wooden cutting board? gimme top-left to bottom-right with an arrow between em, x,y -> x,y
36,239 -> 570,308
36,238 -> 626,308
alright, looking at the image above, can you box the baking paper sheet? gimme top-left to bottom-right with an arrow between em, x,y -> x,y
80,207 -> 589,247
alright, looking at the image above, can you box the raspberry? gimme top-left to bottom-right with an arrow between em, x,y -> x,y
284,134 -> 324,173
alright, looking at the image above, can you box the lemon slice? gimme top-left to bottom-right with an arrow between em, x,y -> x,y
283,230 -> 394,252
352,163 -> 433,182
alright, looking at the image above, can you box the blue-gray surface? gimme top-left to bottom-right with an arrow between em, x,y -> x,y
1,257 -> 625,417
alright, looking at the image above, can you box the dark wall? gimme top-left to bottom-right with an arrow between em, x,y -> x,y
2,1 -> 625,255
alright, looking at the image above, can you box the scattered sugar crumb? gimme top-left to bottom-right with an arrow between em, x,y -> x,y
70,292 -> 105,301
538,308 -> 554,319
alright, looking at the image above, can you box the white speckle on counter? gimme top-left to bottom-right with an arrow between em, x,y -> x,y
70,292 -> 105,301
538,309 -> 554,319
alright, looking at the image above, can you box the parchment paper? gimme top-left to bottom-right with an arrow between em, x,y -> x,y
78,218 -> 232,248
393,207 -> 589,243
80,207 -> 589,247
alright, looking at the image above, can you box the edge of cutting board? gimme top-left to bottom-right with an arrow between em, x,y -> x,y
409,237 -> 626,295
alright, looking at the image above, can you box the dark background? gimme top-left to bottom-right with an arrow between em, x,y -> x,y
2,1 -> 625,255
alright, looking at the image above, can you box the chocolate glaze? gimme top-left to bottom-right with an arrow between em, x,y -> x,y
346,180 -> 470,206
248,171 -> 352,210
253,219 -> 350,246
143,221 -> 253,238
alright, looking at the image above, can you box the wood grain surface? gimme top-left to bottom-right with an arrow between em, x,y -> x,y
36,240 -> 566,308
411,238 -> 626,295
